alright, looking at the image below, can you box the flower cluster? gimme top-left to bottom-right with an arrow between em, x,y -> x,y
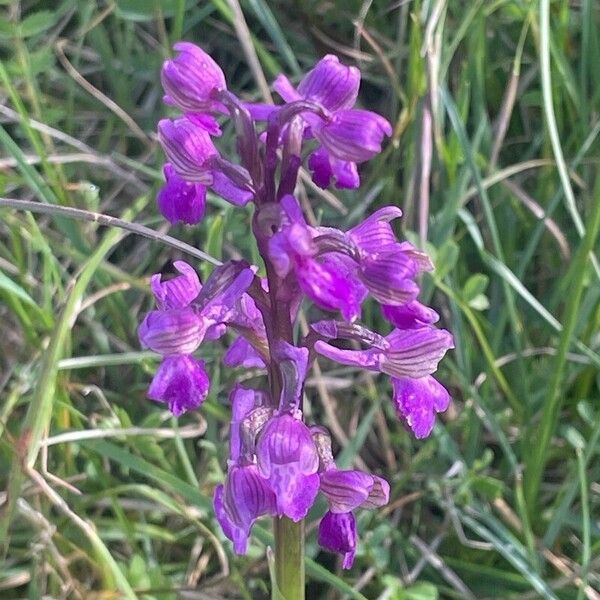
138,43 -> 453,568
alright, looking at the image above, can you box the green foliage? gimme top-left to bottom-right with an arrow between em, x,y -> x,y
1,0 -> 599,598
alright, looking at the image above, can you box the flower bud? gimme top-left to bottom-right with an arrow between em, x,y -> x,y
161,42 -> 226,113
158,118 -> 218,183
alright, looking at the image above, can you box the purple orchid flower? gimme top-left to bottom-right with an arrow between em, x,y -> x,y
138,45 -> 455,572
256,413 -> 320,521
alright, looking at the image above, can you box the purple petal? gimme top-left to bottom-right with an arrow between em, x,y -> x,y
161,42 -> 226,113
308,148 -> 360,190
273,341 -> 309,411
210,170 -> 254,206
222,464 -> 276,554
398,241 -> 434,272
360,475 -> 390,509
186,112 -> 223,136
359,251 -> 420,306
256,414 -> 319,520
295,256 -> 361,322
316,109 -> 392,163
320,470 -> 373,513
297,55 -> 360,112
224,337 -> 267,369
318,510 -> 357,569
158,118 -> 218,183
150,260 -> 201,310
138,308 -> 205,355
314,340 -> 382,371
157,164 -> 206,225
229,385 -> 260,462
213,484 -> 234,540
349,206 -> 403,253
273,74 -> 302,103
392,375 -> 451,438
243,101 -> 279,121
383,328 -> 454,379
147,355 -> 209,416
382,301 -> 439,329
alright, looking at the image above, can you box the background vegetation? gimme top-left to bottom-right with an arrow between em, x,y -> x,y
1,0 -> 599,598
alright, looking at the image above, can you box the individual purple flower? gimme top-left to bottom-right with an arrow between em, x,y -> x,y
273,54 -> 390,189
157,164 -> 206,225
158,118 -> 218,183
161,42 -> 226,114
269,196 -> 363,321
314,324 -> 454,380
256,413 -> 319,521
318,510 -> 357,569
214,464 -> 276,554
150,260 -> 201,310
147,355 -> 209,416
392,375 -> 451,438
274,54 -> 360,112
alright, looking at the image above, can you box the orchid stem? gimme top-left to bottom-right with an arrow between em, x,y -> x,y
274,517 -> 305,599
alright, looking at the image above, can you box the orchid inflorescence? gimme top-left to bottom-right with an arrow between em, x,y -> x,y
138,42 -> 454,569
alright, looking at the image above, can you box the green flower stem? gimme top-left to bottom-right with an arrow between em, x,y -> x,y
274,517 -> 305,600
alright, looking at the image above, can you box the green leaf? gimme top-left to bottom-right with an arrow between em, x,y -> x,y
20,11 -> 58,37
462,273 -> 489,302
0,269 -> 37,306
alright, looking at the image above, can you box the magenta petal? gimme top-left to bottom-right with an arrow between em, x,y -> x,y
161,42 -> 226,113
138,308 -> 205,355
320,470 -> 373,513
148,355 -> 209,416
349,206 -> 403,253
392,375 -> 451,438
318,510 -> 357,569
210,170 -> 254,206
297,54 -> 360,112
383,328 -> 454,379
157,164 -> 206,225
308,148 -> 359,190
150,260 -> 201,310
359,251 -> 419,306
256,414 -> 319,520
314,340 -> 382,371
295,257 -> 361,322
317,109 -> 392,162
361,475 -> 390,509
224,337 -> 266,369
158,118 -> 218,183
382,301 -> 440,329
185,112 -> 223,136
213,484 -> 234,540
273,73 -> 303,103
229,385 -> 260,462
222,464 -> 276,554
